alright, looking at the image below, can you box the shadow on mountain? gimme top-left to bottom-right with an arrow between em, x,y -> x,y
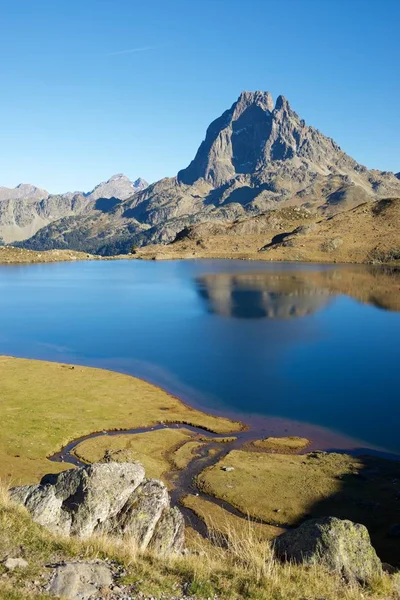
93,197 -> 122,213
195,267 -> 400,319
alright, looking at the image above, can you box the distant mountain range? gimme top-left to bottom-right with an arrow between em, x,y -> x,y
0,175 -> 148,244
3,91 -> 400,254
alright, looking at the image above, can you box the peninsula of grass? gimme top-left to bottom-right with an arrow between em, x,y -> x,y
0,356 -> 241,485
249,436 -> 311,452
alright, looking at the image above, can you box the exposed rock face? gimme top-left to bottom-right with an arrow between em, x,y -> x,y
19,91 -> 400,255
0,175 -> 147,244
10,462 -> 184,555
84,174 -> 148,202
274,516 -> 382,584
0,183 -> 49,202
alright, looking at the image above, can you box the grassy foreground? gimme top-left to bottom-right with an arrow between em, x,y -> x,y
0,356 -> 240,484
0,484 -> 398,600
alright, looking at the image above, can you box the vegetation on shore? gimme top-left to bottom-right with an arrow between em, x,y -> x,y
0,357 -> 240,485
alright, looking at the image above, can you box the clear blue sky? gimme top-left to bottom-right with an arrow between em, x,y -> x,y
1,0 -> 399,193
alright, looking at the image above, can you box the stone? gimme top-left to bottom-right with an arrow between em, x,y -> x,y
149,506 -> 185,555
10,462 -> 184,555
221,466 -> 234,472
47,561 -> 113,600
4,557 -> 28,570
274,516 -> 382,584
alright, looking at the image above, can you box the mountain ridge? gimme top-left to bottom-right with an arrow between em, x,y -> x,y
0,174 -> 148,243
11,90 -> 400,253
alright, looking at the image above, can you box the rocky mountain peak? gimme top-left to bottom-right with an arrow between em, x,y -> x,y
177,90 -> 341,187
233,91 -> 274,117
0,183 -> 49,202
85,174 -> 149,201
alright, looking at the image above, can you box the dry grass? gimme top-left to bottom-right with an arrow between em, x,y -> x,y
250,436 -> 311,452
136,198 -> 400,269
0,246 -> 97,264
0,357 -> 241,485
0,480 -> 397,600
72,428 -> 197,482
182,494 -> 284,542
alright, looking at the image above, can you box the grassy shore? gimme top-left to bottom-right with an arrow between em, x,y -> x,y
0,356 -> 241,485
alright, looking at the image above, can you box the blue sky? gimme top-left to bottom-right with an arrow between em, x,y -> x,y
1,0 -> 399,193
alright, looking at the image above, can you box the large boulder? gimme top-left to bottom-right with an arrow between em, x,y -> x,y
274,517 -> 382,583
10,462 -> 184,554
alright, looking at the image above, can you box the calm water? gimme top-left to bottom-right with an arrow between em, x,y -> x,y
0,260 -> 399,453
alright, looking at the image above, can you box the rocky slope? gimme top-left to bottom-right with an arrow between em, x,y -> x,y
136,198 -> 400,265
18,90 -> 400,255
0,174 -> 148,244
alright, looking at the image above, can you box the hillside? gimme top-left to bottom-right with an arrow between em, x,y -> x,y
136,197 -> 400,265
17,91 -> 400,256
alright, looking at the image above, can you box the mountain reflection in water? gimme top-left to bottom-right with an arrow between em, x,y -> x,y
195,267 -> 400,319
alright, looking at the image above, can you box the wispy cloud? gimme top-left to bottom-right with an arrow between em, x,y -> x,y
107,45 -> 168,57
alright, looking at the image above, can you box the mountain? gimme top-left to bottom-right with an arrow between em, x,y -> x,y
18,91 -> 400,255
0,175 -> 148,244
0,183 -> 49,202
85,174 -> 148,202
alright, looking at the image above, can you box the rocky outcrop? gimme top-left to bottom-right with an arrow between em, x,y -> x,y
10,462 -> 184,555
274,516 -> 382,584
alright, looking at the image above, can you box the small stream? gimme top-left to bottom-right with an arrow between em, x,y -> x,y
48,422 -> 286,537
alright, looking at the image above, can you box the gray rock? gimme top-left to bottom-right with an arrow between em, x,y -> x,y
149,506 -> 185,555
274,516 -> 382,584
320,237 -> 343,252
4,557 -> 28,570
10,462 -> 184,554
47,561 -> 113,600
111,479 -> 169,549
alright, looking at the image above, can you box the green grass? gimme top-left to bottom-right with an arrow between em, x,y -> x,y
0,357 -> 241,485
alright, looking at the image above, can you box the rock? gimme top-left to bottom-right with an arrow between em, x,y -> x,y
221,466 -> 234,472
111,479 -> 169,549
149,506 -> 185,555
10,462 -> 184,554
320,237 -> 343,252
274,517 -> 382,583
4,557 -> 28,570
47,561 -> 113,600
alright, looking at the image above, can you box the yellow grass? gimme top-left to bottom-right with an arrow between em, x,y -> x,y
0,481 -> 396,600
172,440 -> 206,469
197,450 -> 362,525
250,436 -> 311,452
0,356 -> 241,485
182,494 -> 285,541
72,428 -> 196,481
